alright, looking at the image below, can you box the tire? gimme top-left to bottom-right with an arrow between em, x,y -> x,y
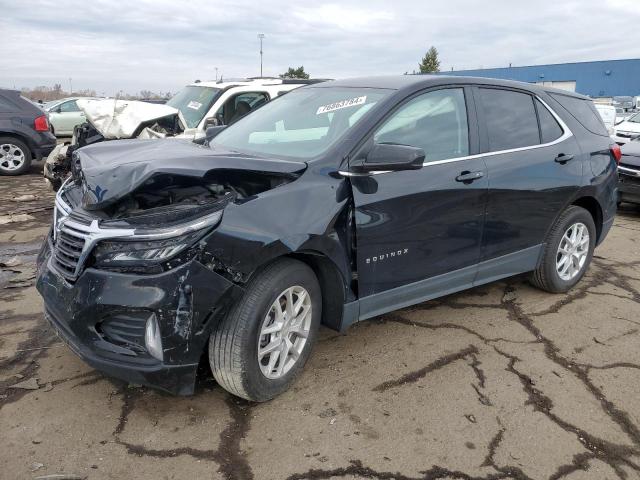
209,258 -> 322,401
530,206 -> 596,293
0,137 -> 32,176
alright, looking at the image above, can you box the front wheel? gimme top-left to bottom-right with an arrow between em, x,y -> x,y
530,206 -> 596,293
209,258 -> 321,401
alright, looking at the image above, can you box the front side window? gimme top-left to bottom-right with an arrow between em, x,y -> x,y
212,87 -> 390,159
374,88 -> 469,162
217,92 -> 270,124
479,88 -> 540,151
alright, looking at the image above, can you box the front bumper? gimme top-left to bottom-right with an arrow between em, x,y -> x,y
36,235 -> 243,395
612,133 -> 640,145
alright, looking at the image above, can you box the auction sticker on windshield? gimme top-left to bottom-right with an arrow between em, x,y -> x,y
316,96 -> 366,115
187,101 -> 202,110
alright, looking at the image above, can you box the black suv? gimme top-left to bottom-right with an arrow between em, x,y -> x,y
36,76 -> 618,401
0,89 -> 57,175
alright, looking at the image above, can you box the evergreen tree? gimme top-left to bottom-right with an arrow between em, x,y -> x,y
419,47 -> 441,74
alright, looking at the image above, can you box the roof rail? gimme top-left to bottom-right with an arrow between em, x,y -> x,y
280,79 -> 331,85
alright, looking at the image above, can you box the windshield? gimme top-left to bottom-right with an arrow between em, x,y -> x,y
211,87 -> 391,159
166,86 -> 221,128
627,112 -> 640,124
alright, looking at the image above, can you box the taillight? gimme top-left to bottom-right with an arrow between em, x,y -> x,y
34,115 -> 49,132
611,144 -> 622,164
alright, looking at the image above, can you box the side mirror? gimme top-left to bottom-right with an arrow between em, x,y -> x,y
359,143 -> 425,172
203,117 -> 221,129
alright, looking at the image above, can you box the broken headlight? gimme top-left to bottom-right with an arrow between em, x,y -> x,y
92,210 -> 222,268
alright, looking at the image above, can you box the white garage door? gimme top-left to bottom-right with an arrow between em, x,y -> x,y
535,81 -> 577,92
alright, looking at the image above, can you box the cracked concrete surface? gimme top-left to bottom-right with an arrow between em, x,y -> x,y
1,168 -> 639,480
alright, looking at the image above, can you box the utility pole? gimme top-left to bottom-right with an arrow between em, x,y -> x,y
69,78 -> 73,94
215,67 -> 218,81
257,33 -> 265,78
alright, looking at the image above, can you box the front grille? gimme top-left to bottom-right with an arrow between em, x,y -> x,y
617,131 -> 639,139
52,223 -> 88,282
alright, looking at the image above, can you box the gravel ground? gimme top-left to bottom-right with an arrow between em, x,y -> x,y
1,164 -> 640,480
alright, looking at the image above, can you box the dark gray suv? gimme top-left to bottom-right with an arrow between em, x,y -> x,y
37,76 -> 619,401
0,89 -> 57,175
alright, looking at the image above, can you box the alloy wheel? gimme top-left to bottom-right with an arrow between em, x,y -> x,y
257,285 -> 312,379
556,222 -> 589,281
0,143 -> 26,172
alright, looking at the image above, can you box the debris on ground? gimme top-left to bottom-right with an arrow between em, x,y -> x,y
9,378 -> 40,390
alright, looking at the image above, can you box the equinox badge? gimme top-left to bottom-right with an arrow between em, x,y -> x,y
366,248 -> 409,264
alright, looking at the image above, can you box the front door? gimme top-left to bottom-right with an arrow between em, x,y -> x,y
350,87 -> 488,317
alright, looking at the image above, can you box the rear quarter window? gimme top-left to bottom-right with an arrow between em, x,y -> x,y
0,96 -> 17,113
549,93 -> 609,137
535,99 -> 564,143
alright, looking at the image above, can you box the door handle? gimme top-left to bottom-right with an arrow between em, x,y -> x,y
554,153 -> 575,164
455,170 -> 484,183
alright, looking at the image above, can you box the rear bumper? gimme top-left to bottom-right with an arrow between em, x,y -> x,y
31,132 -> 57,161
36,234 -> 243,395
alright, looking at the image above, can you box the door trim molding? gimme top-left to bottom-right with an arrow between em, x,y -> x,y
340,244 -> 543,331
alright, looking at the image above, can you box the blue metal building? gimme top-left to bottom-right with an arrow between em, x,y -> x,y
444,59 -> 640,98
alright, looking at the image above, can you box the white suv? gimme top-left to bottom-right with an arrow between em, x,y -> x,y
168,78 -> 322,139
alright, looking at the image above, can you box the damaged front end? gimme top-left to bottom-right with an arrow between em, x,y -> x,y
44,98 -> 186,190
36,139 -> 307,394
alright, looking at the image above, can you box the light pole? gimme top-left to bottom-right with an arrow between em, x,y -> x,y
69,78 -> 73,94
257,33 -> 265,78
215,67 -> 218,81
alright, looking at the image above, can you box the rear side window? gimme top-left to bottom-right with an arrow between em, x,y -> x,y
479,88 -> 540,151
535,99 -> 564,143
59,100 -> 81,113
549,93 -> 609,137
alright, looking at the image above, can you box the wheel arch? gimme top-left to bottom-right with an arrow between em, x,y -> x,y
0,130 -> 34,152
571,195 -> 603,243
285,251 -> 351,332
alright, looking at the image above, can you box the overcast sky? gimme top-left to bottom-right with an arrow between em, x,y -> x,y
1,0 -> 639,96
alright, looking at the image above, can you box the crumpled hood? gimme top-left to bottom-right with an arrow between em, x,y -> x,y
76,98 -> 186,139
75,139 -> 307,210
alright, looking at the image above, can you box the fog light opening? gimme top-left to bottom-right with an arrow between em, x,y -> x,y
145,315 -> 163,361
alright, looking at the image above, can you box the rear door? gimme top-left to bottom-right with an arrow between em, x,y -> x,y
474,86 -> 582,280
350,86 -> 488,317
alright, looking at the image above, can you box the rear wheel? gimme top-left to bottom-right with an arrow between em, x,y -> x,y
0,137 -> 31,175
209,258 -> 321,401
530,206 -> 596,293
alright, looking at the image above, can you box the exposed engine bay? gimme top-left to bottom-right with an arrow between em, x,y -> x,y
97,170 -> 296,224
45,98 -> 186,190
